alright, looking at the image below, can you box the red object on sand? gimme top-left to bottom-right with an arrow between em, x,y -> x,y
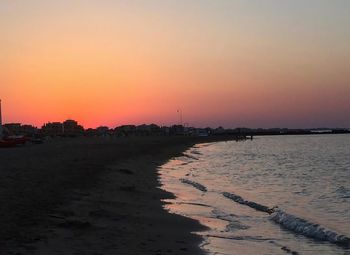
0,136 -> 28,148
0,139 -> 17,148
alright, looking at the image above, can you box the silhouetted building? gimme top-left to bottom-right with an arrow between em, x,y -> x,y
41,120 -> 83,137
193,128 -> 209,137
4,123 -> 38,136
41,122 -> 64,136
21,125 -> 38,136
96,126 -> 110,136
213,127 -> 225,135
170,125 -> 185,135
63,119 -> 84,136
85,128 -> 98,136
135,124 -> 161,136
114,125 -> 136,136
3,123 -> 21,134
161,126 -> 170,135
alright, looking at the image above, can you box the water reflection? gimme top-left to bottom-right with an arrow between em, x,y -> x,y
160,135 -> 350,255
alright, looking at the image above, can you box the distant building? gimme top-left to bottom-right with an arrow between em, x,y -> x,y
149,124 -> 162,135
3,123 -> 21,134
83,126 -> 111,136
135,124 -> 161,136
213,127 -> 225,135
170,125 -> 185,135
310,129 -> 332,134
96,126 -> 110,136
41,122 -> 64,136
193,128 -> 209,137
161,126 -> 170,136
19,124 -> 38,136
4,123 -> 38,136
41,120 -> 84,137
85,128 -> 98,136
114,125 -> 136,136
63,119 -> 84,136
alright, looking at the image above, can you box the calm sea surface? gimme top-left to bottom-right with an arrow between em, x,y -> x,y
160,135 -> 350,255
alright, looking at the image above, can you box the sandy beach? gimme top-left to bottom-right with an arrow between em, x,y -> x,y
0,136 -> 234,255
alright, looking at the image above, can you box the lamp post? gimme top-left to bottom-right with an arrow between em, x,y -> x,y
0,99 -> 3,139
177,109 -> 183,126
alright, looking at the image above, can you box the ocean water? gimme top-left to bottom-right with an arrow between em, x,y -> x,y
160,135 -> 350,255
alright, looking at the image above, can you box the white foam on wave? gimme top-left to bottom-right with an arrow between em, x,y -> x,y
222,192 -> 350,247
270,209 -> 350,247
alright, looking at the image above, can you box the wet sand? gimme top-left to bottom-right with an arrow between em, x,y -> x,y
0,136 -> 234,255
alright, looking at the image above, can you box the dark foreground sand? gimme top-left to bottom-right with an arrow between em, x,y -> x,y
0,136 -> 234,255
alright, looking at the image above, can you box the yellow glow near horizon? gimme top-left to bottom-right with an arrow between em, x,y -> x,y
1,1 -> 349,128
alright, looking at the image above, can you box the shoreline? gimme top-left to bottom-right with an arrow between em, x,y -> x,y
0,135 -> 235,254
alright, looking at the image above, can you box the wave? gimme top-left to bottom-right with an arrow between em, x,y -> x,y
182,153 -> 199,160
189,149 -> 202,155
180,178 -> 207,192
270,210 -> 350,247
335,186 -> 350,198
222,192 -> 275,214
222,192 -> 350,247
176,201 -> 212,208
204,234 -> 273,242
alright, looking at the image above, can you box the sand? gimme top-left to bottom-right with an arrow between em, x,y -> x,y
0,136 -> 234,255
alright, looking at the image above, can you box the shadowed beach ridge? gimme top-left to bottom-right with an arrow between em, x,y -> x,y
0,136 -> 235,254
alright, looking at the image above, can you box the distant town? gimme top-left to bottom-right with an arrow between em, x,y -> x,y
2,119 -> 350,138
0,98 -> 349,141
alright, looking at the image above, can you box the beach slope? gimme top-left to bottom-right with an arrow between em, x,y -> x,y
0,136 -> 233,254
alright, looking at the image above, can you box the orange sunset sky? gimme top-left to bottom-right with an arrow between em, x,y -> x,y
1,1 -> 349,128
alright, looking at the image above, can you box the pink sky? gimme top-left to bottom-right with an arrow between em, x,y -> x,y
1,1 -> 349,128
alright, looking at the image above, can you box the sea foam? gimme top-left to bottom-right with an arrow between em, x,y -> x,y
222,192 -> 350,247
270,210 -> 350,247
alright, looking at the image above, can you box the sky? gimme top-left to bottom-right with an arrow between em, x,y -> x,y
1,0 -> 349,128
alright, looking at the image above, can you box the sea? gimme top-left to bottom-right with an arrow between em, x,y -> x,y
160,134 -> 350,255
